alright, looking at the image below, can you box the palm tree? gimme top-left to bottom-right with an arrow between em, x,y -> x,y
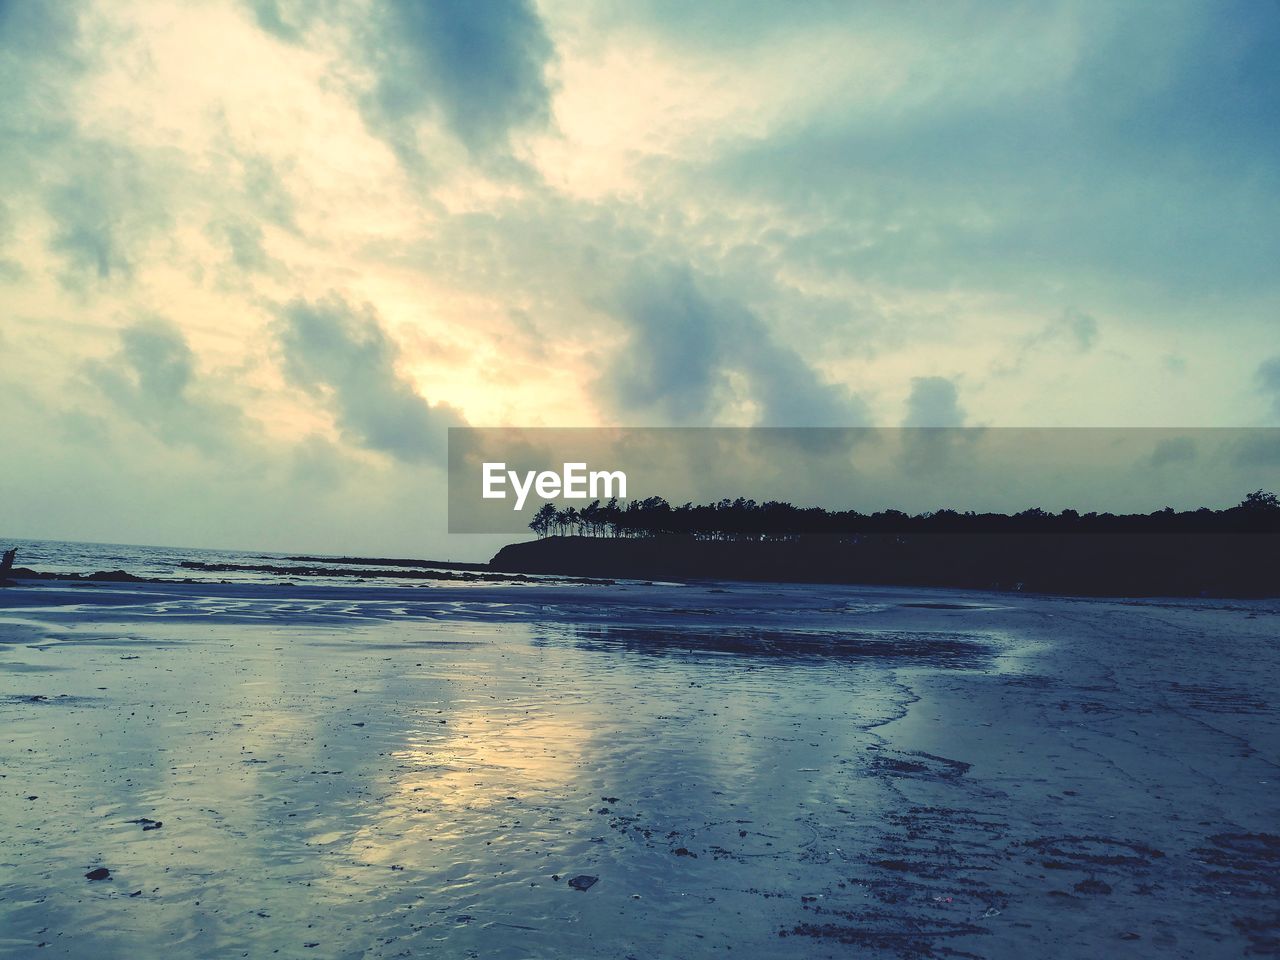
528,503 -> 558,538
562,506 -> 582,536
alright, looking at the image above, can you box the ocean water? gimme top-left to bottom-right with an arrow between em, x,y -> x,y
5,537 -> 279,579
1,537 -> 492,587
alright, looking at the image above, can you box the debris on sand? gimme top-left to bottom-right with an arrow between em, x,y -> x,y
85,867 -> 111,881
1074,877 -> 1113,895
568,875 -> 598,891
127,818 -> 163,831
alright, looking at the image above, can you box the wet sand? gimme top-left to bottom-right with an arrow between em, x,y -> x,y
1,579 -> 1277,958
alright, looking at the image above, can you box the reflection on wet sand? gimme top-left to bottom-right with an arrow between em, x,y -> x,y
546,622 -> 999,666
1,580 -> 1277,957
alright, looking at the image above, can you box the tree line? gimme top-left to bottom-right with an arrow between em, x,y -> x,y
528,490 -> 1280,539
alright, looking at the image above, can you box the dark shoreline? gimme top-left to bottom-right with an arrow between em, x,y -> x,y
489,533 -> 1280,598
5,530 -> 1278,598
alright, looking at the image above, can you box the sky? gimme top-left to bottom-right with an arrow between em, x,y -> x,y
1,0 -> 1278,558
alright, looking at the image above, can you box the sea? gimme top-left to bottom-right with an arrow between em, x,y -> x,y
0,536 -> 489,587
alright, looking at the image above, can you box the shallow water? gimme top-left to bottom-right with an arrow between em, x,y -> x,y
0,579 -> 1012,958
2,577 -> 1277,958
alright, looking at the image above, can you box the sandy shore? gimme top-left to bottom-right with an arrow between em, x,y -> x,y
1,579 -> 1276,958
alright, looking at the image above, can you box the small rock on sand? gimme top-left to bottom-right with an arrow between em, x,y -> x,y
568,875 -> 598,891
85,867 -> 111,881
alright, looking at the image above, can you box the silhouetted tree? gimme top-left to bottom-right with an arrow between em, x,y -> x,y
529,503 -> 557,538
527,491 -> 1280,540
1241,490 -> 1280,512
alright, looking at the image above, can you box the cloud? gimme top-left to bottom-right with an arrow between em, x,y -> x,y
236,0 -> 555,160
0,1 -> 82,78
197,145 -> 297,280
1049,309 -> 1098,352
240,0 -> 311,42
38,134 -> 176,289
897,377 -> 980,476
699,3 -> 1280,303
85,318 -> 245,451
274,296 -> 464,463
1258,355 -> 1280,418
0,1 -> 90,216
1148,436 -> 1197,468
902,376 -> 965,427
358,0 -> 554,160
606,265 -> 719,423
991,307 -> 1100,377
46,186 -> 121,278
604,263 -> 866,426
1231,429 -> 1280,467
1,5 -> 204,298
206,217 -> 273,274
733,307 -> 868,427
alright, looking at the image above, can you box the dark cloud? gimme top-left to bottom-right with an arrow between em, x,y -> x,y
899,375 -> 974,476
210,218 -> 272,273
902,377 -> 965,428
733,307 -> 868,427
0,1 -> 81,65
0,2 -> 85,196
700,3 -> 1280,304
1258,355 -> 1280,418
47,179 -> 129,281
604,264 -> 866,426
43,142 -> 172,287
241,0 -> 310,41
274,296 -> 464,463
240,0 -> 554,163
607,265 -> 719,423
85,319 -> 244,451
0,5 -> 177,287
1230,429 -> 1280,467
360,0 -> 554,160
1148,436 -> 1198,469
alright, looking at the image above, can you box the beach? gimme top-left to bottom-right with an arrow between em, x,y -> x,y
1,570 -> 1277,958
